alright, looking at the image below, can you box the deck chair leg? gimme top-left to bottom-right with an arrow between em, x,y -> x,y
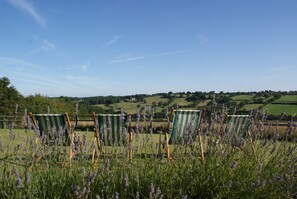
198,131 -> 205,163
129,131 -> 133,163
165,132 -> 171,160
29,151 -> 44,170
69,131 -> 75,161
92,136 -> 101,163
92,137 -> 96,163
158,133 -> 162,155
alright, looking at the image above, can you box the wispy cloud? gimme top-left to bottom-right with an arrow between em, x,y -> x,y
80,63 -> 89,72
13,73 -> 74,89
61,62 -> 90,72
197,33 -> 208,44
103,35 -> 123,47
109,56 -> 145,63
0,56 -> 41,69
7,0 -> 46,29
29,40 -> 56,54
109,50 -> 185,63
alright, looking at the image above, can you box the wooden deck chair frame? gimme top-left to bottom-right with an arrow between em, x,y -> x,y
29,112 -> 75,168
160,109 -> 205,162
92,113 -> 133,163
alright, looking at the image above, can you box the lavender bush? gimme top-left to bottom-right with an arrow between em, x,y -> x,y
0,107 -> 296,198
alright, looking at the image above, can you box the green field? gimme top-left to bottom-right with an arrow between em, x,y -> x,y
169,97 -> 192,107
241,104 -> 263,111
273,95 -> 297,104
145,95 -> 168,105
231,94 -> 254,101
93,94 -> 297,117
94,95 -> 194,114
263,104 -> 297,116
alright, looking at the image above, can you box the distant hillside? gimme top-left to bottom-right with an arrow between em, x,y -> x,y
1,77 -> 296,120
73,91 -> 297,119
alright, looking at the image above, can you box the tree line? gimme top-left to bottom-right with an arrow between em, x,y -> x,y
1,76 -> 296,120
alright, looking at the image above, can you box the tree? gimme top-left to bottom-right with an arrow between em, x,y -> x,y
0,77 -> 24,116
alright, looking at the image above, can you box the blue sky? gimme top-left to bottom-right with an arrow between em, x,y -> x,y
0,0 -> 296,97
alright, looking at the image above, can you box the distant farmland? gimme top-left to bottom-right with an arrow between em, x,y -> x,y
92,93 -> 297,117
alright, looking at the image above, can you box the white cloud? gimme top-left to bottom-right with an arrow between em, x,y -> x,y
0,56 -> 41,69
7,0 -> 46,29
80,63 -> 89,72
103,35 -> 123,47
197,33 -> 208,44
109,50 -> 185,63
109,56 -> 144,63
148,50 -> 185,57
60,63 -> 90,72
42,40 -> 56,51
29,39 -> 56,54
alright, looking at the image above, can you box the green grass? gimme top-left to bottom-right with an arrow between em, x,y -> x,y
263,104 -> 297,116
95,102 -> 141,114
94,95 -> 194,114
241,104 -> 263,111
144,96 -> 168,105
273,95 -> 297,104
231,94 -> 254,101
168,98 -> 192,107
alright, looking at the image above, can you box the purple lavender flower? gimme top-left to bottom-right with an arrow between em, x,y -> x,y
114,192 -> 119,199
16,177 -> 24,188
124,173 -> 129,187
13,165 -> 23,188
136,191 -> 140,199
13,165 -> 20,177
25,171 -> 30,183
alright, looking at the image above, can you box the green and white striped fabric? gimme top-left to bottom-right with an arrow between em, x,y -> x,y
169,110 -> 202,144
33,114 -> 68,136
227,115 -> 250,137
96,114 -> 126,146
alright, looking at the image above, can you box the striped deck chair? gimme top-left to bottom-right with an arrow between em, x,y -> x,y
29,112 -> 75,165
32,114 -> 69,138
162,109 -> 205,161
226,115 -> 251,137
92,113 -> 132,163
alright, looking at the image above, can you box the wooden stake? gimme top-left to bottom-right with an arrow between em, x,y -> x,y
158,132 -> 162,155
92,112 -> 101,163
198,109 -> 206,163
128,115 -> 133,163
165,131 -> 171,160
65,112 -> 74,162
